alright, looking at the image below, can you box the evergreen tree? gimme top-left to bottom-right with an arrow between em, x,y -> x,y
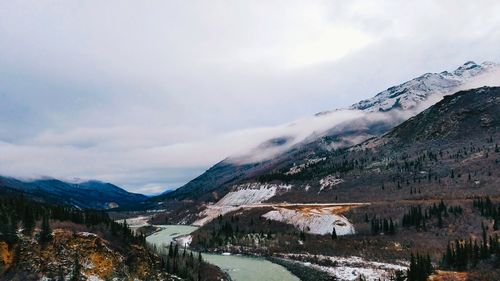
331,227 -> 337,240
0,216 -> 18,245
407,253 -> 433,281
299,231 -> 306,241
40,212 -> 52,244
389,219 -> 395,235
22,206 -> 35,235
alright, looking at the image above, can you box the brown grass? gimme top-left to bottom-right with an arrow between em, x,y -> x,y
429,270 -> 468,281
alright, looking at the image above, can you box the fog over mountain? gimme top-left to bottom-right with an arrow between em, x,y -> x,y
1,1 -> 500,194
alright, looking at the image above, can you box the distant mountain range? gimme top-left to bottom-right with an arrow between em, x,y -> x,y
0,176 -> 147,209
153,61 -> 500,204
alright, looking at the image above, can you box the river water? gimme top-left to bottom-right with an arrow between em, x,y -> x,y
146,225 -> 300,281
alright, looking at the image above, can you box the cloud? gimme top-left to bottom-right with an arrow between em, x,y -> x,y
1,1 -> 500,193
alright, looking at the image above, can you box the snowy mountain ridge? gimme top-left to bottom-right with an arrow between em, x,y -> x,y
157,61 -> 500,202
349,61 -> 499,113
233,61 -> 500,164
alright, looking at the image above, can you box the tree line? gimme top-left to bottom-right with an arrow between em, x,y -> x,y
473,196 -> 500,230
0,194 -> 145,246
440,226 -> 499,270
151,242 -> 204,281
367,215 -> 396,235
402,200 -> 463,230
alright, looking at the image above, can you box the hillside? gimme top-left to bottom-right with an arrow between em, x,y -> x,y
180,86 -> 500,280
0,194 -> 227,281
256,86 -> 500,203
154,61 -> 500,204
0,195 -> 174,280
0,177 -> 147,210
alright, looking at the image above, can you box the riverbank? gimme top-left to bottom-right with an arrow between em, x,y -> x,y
266,257 -> 335,281
146,224 -> 302,281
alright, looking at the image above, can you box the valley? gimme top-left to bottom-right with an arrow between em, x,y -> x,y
2,0 -> 500,278
1,63 -> 499,280
146,225 -> 301,281
141,85 -> 500,280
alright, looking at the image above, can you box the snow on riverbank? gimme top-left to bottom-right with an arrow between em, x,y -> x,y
118,215 -> 152,229
175,235 -> 193,247
262,207 -> 355,235
193,183 -> 292,226
282,254 -> 407,281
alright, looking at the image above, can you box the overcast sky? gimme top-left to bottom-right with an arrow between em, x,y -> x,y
1,1 -> 500,194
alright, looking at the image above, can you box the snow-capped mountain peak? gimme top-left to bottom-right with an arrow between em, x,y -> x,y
350,61 -> 500,113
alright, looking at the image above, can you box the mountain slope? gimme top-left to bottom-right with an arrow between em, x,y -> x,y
175,86 -> 499,232
349,61 -> 497,112
170,87 -> 499,280
0,176 -> 147,209
384,86 -> 499,143
153,61 -> 500,204
266,86 -> 500,203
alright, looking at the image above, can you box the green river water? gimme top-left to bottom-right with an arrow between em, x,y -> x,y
146,225 -> 300,281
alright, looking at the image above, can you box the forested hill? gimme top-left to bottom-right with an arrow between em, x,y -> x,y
0,176 -> 147,210
0,192 -> 228,281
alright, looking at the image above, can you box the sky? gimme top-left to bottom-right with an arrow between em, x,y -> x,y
1,0 -> 500,194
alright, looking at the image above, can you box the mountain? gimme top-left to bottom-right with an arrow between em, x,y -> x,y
153,61 -> 500,204
159,86 -> 499,224
384,86 -> 500,143
0,176 -> 147,209
267,86 -> 500,202
349,61 -> 498,112
183,86 -> 500,280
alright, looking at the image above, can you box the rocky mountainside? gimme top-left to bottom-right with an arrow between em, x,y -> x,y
152,86 -> 499,227
0,176 -> 147,210
383,86 -> 500,143
262,86 -> 500,203
153,61 -> 500,204
173,87 -> 499,281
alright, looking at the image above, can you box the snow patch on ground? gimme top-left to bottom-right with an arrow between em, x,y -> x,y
175,235 -> 193,247
86,274 -> 104,281
285,158 -> 326,175
284,254 -> 407,281
122,215 -> 152,229
319,175 -> 344,192
216,183 -> 290,206
193,183 -> 292,226
78,232 -> 99,238
263,207 -> 354,235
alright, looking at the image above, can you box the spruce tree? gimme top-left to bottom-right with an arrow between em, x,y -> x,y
331,227 -> 337,240
22,207 -> 35,235
389,219 -> 395,235
40,212 -> 52,244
